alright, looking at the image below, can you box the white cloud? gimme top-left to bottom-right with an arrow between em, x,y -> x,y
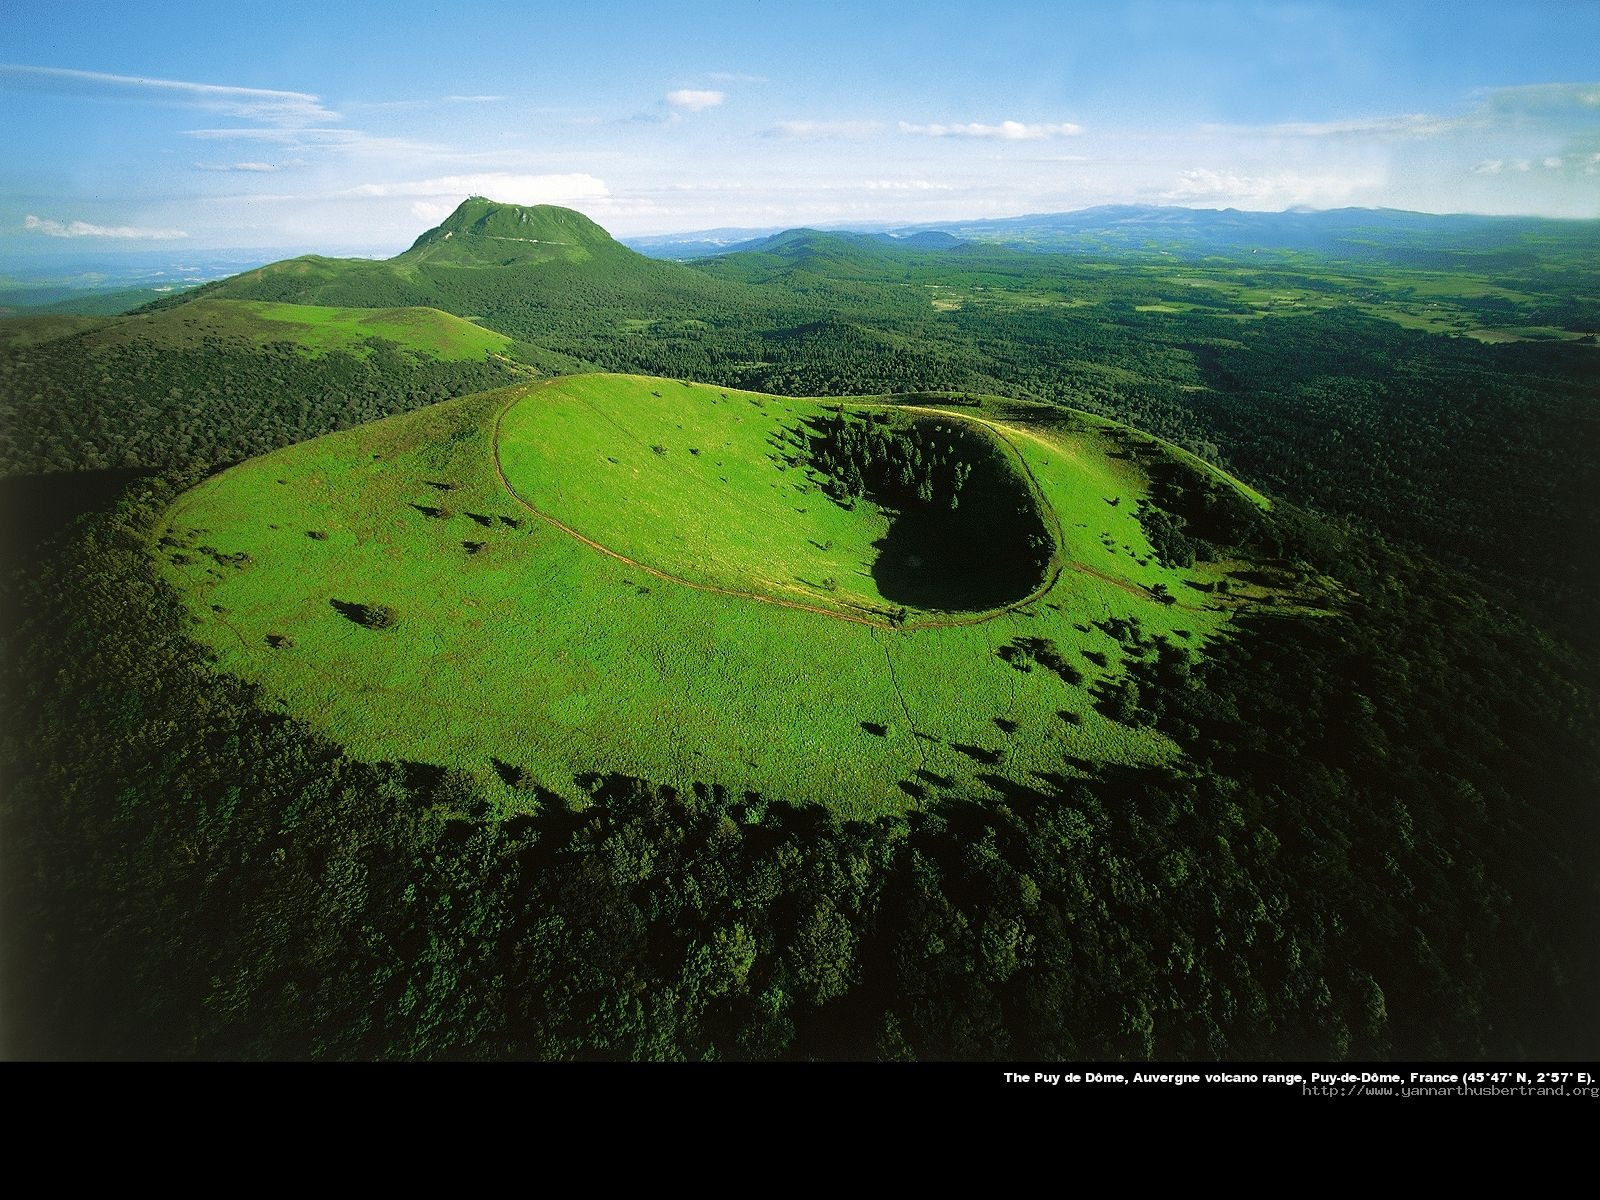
1543,156 -> 1564,169
1163,168 -> 1379,208
194,161 -> 279,172
899,120 -> 1083,140
764,120 -> 884,140
410,200 -> 452,223
351,172 -> 610,205
1473,159 -> 1505,175
0,64 -> 335,125
24,214 -> 187,239
665,89 -> 724,111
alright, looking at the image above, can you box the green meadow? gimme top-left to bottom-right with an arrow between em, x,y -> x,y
0,296 -> 519,359
88,297 -> 517,359
157,372 -> 1281,818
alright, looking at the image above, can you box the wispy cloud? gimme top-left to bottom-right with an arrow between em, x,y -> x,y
350,172 -> 610,205
622,109 -> 683,126
899,120 -> 1083,140
24,214 -> 187,239
1473,159 -> 1533,175
183,126 -> 456,163
1219,82 -> 1600,142
184,127 -> 361,143
1163,168 -> 1380,208
763,120 -> 884,140
194,161 -> 280,172
443,95 -> 505,103
0,64 -> 336,125
1219,113 -> 1462,140
665,89 -> 724,111
1482,81 -> 1600,114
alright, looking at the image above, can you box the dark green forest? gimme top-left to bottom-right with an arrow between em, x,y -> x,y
0,334 -> 526,476
2,204 -> 1597,1059
4,476 -> 1592,1059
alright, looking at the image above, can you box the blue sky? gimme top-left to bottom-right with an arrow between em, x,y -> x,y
2,0 -> 1597,255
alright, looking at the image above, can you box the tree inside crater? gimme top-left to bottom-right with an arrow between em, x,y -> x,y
799,409 -> 1054,611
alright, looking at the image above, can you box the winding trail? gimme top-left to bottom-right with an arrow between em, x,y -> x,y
871,626 -> 928,770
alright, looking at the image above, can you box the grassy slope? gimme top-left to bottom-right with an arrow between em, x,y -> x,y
497,374 -> 1060,621
78,298 -> 515,359
0,297 -> 516,360
169,209 -> 748,341
157,374 -> 1281,818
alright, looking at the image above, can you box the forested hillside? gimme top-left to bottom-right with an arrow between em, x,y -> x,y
0,298 -> 537,478
4,472 -> 1592,1059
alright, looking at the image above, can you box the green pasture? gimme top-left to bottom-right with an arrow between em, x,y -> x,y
157,372 -> 1276,817
87,298 -> 515,359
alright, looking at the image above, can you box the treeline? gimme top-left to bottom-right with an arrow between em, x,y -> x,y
1123,441 -> 1267,569
4,476 -> 1593,1059
0,335 -> 524,477
807,410 -> 976,509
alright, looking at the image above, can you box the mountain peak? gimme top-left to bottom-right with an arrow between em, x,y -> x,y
400,198 -> 623,265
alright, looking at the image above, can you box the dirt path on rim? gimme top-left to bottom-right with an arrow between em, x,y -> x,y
488,389 -> 1207,629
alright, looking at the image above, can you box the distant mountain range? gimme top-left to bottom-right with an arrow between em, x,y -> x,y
626,204 -> 1600,266
10,201 -> 1598,317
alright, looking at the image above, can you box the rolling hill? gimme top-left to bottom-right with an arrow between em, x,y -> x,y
2,296 -> 520,359
155,372 -> 1297,817
159,198 -> 754,344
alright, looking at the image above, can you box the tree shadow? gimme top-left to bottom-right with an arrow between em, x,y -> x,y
330,598 -> 396,628
0,468 -> 152,568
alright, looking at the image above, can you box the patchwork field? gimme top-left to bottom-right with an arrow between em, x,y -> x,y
157,372 -> 1282,817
